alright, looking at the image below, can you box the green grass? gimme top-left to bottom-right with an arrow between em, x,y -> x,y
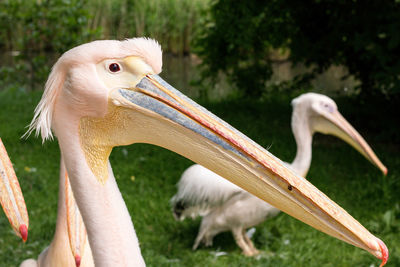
0,86 -> 399,267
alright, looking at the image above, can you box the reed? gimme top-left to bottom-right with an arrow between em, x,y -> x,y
0,0 -> 210,55
87,0 -> 209,55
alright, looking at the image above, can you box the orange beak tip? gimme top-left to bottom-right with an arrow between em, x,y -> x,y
383,167 -> 388,176
377,238 -> 388,267
19,224 -> 28,242
75,255 -> 81,267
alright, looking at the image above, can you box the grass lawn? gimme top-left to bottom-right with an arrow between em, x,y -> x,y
0,87 -> 399,267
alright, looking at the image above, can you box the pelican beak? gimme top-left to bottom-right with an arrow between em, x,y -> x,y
315,110 -> 387,175
65,171 -> 87,267
0,138 -> 29,242
110,74 -> 388,266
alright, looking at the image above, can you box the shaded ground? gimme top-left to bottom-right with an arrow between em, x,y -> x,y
0,88 -> 399,266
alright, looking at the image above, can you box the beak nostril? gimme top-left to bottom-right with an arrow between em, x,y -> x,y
288,184 -> 293,191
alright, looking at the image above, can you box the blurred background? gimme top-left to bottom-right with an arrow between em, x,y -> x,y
0,0 -> 399,266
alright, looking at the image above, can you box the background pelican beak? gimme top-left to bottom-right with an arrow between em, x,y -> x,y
0,138 -> 29,242
315,110 -> 387,175
65,171 -> 87,267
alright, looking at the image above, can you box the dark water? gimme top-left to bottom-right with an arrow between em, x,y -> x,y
270,61 -> 358,96
161,55 -> 200,99
1,52 -> 357,98
161,55 -> 358,99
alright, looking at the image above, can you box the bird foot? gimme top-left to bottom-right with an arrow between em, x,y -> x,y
243,248 -> 260,257
204,239 -> 213,247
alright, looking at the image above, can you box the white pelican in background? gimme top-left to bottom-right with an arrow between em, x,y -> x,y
20,160 -> 93,267
20,38 -> 387,266
171,93 -> 387,256
0,138 -> 29,242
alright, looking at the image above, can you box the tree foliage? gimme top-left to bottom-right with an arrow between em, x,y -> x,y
195,0 -> 291,98
0,0 -> 100,89
196,0 -> 400,100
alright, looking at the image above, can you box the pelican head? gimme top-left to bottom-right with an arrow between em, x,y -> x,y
291,93 -> 387,175
27,38 -> 387,266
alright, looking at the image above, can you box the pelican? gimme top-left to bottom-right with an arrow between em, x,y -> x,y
21,38 -> 387,266
171,93 -> 387,256
0,138 -> 29,242
20,160 -> 93,267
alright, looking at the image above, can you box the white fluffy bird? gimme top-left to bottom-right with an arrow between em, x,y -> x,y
171,93 -> 387,256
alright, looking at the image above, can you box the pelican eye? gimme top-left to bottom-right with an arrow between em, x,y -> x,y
322,102 -> 334,113
109,63 -> 121,73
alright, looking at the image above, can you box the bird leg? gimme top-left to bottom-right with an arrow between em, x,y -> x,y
232,228 -> 255,256
193,220 -> 212,250
242,229 -> 259,255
